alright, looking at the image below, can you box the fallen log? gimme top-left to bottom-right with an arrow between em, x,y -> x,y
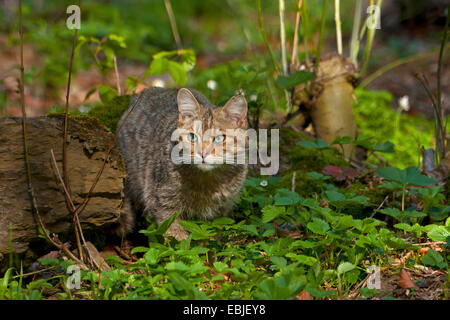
0,115 -> 127,268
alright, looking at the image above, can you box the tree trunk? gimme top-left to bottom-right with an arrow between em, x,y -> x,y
0,115 -> 127,266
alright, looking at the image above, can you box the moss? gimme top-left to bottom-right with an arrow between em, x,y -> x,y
87,95 -> 131,133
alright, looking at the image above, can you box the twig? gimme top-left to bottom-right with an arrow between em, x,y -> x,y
113,55 -> 121,95
50,149 -> 88,251
257,0 -> 280,72
370,195 -> 388,218
164,0 -> 182,50
17,0 -> 84,267
62,0 -> 83,261
291,171 -> 296,192
279,0 -> 288,75
334,0 -> 342,55
290,0 -> 303,68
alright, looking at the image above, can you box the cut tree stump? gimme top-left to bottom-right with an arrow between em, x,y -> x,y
0,115 -> 127,267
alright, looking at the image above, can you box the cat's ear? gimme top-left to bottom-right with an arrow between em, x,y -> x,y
222,93 -> 247,128
177,88 -> 200,120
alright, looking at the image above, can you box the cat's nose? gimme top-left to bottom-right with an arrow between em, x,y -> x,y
201,150 -> 206,158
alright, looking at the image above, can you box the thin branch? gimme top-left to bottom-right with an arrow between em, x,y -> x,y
290,0 -> 303,68
164,0 -> 182,50
17,0 -> 83,266
62,0 -> 82,260
279,0 -> 288,75
113,55 -> 121,95
334,0 -> 342,55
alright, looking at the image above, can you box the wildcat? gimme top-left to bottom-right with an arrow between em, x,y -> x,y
115,87 -> 248,240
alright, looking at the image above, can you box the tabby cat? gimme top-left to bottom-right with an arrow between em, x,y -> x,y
115,87 -> 248,240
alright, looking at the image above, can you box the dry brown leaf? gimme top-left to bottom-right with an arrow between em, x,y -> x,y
297,290 -> 312,300
397,269 -> 415,289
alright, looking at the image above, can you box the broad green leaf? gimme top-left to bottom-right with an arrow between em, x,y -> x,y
307,218 -> 330,235
421,250 -> 446,269
168,61 -> 188,86
276,70 -> 314,89
261,205 -> 285,223
337,262 -> 355,276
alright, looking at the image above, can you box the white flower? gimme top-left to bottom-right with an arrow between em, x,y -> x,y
398,95 -> 410,112
250,94 -> 258,102
207,80 -> 218,90
260,180 -> 268,187
152,79 -> 165,88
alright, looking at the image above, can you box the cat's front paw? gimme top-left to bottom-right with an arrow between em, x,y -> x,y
166,222 -> 190,241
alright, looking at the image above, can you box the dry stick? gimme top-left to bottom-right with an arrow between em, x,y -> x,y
113,55 -> 121,95
50,150 -> 88,249
290,0 -> 303,68
279,0 -> 288,75
62,1 -> 83,261
72,92 -> 145,217
17,0 -> 83,266
164,0 -> 182,50
334,0 -> 342,55
278,0 -> 292,113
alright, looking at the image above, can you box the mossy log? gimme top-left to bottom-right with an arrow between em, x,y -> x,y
0,115 -> 127,266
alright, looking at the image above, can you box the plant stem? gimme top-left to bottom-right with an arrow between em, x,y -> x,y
314,0 -> 328,74
302,0 -> 309,63
279,0 -> 288,75
359,47 -> 446,88
257,0 -> 280,72
164,0 -> 182,50
334,0 -> 342,55
291,0 -> 303,68
360,0 -> 383,77
350,0 -> 362,65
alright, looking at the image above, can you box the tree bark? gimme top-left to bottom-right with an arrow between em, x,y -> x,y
0,115 -> 127,265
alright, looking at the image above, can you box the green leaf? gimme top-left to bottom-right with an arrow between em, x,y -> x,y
274,189 -> 301,206
276,70 -> 314,89
307,218 -> 330,235
297,138 -> 329,149
261,205 -> 285,223
98,84 -> 117,104
149,57 -> 169,75
427,226 -> 450,241
168,61 -> 188,86
337,262 -> 355,276
305,286 -> 337,298
421,250 -> 446,269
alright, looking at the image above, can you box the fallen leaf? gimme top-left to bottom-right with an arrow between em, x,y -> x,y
297,290 -> 312,300
397,269 -> 415,289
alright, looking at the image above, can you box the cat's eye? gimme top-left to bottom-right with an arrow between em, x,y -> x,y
188,133 -> 198,142
214,135 -> 225,143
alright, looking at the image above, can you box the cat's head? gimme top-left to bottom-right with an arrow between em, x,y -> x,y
174,88 -> 248,171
